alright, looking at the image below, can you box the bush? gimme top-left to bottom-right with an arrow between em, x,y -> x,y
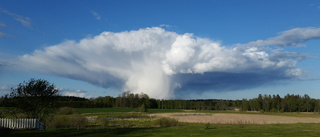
154,117 -> 178,127
139,104 -> 147,112
70,114 -> 88,129
205,123 -> 210,129
259,109 -> 265,113
45,115 -> 68,128
97,117 -> 109,127
270,108 -> 278,112
45,114 -> 87,129
56,107 -> 78,115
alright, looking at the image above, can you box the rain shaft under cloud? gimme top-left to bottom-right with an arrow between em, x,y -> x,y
15,27 -> 318,99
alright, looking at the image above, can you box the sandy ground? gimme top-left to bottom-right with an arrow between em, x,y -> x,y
149,113 -> 320,124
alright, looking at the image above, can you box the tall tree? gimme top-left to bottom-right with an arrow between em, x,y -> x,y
242,99 -> 249,111
257,94 -> 263,111
303,94 -> 311,112
8,78 -> 59,121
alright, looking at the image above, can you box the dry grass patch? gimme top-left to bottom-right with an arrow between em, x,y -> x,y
150,113 -> 320,124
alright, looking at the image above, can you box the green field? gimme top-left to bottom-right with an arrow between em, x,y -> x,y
77,108 -> 320,118
77,108 -> 184,114
77,108 -> 138,114
2,123 -> 320,137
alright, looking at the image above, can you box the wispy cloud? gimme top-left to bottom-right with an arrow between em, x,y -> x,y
12,27 -> 316,99
0,22 -> 8,38
240,27 -> 320,47
0,32 -> 9,38
0,8 -> 32,28
91,11 -> 101,20
0,23 -> 6,28
160,24 -> 171,28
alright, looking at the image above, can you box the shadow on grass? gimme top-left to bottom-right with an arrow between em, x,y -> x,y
0,127 -> 161,137
0,128 -> 14,136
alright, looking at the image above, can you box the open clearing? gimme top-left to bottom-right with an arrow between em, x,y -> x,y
150,113 -> 320,124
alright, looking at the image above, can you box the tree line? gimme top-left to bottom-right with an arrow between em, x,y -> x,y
242,94 -> 320,112
1,78 -> 320,114
4,92 -> 319,113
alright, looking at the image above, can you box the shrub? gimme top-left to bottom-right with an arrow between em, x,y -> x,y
97,117 -> 109,127
70,114 -> 88,129
119,120 -> 129,127
45,115 -> 69,128
205,123 -> 210,129
270,108 -> 278,112
139,103 -> 147,112
56,107 -> 78,115
259,109 -> 265,113
45,114 -> 87,129
154,117 -> 178,127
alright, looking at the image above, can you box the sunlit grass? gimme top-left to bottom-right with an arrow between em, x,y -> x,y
3,123 -> 320,137
76,108 -> 137,114
76,108 -> 184,114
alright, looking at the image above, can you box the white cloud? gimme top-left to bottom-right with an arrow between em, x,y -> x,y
63,92 -> 86,98
59,88 -> 90,98
164,34 -> 196,68
14,27 -> 315,99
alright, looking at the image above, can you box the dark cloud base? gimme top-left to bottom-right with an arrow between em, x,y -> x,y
173,71 -> 293,97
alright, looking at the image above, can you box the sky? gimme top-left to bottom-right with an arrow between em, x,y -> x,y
0,0 -> 320,100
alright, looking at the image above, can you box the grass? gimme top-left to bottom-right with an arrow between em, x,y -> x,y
147,109 -> 184,113
2,123 -> 320,137
183,110 -> 320,118
76,108 -> 184,114
76,108 -> 137,114
258,112 -> 320,118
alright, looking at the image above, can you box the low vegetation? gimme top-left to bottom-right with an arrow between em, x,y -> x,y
154,117 -> 179,127
45,107 -> 87,129
76,108 -> 184,114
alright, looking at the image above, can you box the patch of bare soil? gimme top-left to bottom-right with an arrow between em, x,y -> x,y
149,113 -> 320,124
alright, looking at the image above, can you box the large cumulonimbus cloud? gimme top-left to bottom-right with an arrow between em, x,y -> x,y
15,27 -> 319,99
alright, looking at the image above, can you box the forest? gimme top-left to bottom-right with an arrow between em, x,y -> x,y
2,91 -> 319,113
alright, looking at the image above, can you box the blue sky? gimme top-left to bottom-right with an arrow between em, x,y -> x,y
1,0 -> 320,99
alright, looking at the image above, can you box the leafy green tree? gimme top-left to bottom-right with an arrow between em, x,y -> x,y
275,94 -> 282,112
139,103 -> 147,112
303,94 -> 311,112
241,99 -> 249,111
8,78 -> 60,121
257,94 -> 263,111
